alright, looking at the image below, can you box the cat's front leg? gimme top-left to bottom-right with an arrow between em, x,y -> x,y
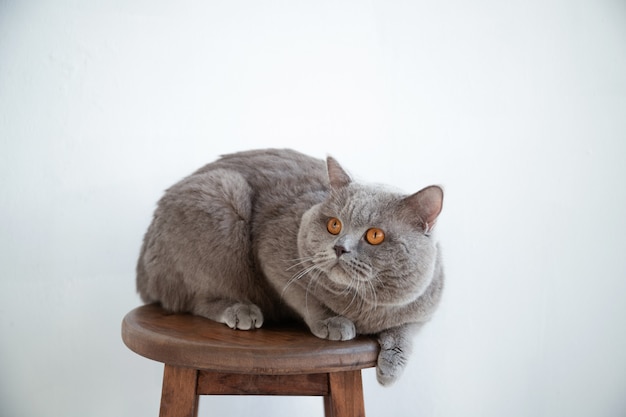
376,322 -> 421,386
220,302 -> 263,330
309,315 -> 356,341
280,284 -> 356,341
192,299 -> 263,330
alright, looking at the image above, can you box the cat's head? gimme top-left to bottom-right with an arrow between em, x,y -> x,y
297,157 -> 443,307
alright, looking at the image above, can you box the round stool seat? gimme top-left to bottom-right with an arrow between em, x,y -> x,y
122,304 -> 379,375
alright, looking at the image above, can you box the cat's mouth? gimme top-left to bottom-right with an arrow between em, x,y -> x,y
328,259 -> 371,284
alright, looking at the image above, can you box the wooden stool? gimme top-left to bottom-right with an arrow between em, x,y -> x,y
122,304 -> 380,417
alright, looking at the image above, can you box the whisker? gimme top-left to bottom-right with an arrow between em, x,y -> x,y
281,264 -> 318,298
311,258 -> 334,295
284,256 -> 316,271
340,279 -> 359,315
304,268 -> 323,316
366,278 -> 378,311
282,252 -> 334,301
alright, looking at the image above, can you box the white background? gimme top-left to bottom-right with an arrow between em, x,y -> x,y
1,1 -> 625,416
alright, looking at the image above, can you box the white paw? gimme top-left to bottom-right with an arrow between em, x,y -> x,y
222,303 -> 263,330
311,316 -> 356,341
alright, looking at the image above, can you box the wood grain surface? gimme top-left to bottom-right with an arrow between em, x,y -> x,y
122,304 -> 379,375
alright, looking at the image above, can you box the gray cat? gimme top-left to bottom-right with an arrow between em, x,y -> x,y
136,148 -> 444,385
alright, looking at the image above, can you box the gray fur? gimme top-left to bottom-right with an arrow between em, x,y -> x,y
136,148 -> 444,385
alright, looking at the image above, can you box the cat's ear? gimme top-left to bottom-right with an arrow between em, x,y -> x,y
401,185 -> 444,233
326,156 -> 352,189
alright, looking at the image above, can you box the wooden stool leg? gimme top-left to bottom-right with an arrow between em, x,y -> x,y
159,365 -> 199,417
324,370 -> 366,417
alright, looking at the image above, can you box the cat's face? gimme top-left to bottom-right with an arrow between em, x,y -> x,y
297,182 -> 441,307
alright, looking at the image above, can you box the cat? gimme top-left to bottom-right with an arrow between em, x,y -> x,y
136,148 -> 444,385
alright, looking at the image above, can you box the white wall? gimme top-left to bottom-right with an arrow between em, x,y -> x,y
1,1 -> 625,416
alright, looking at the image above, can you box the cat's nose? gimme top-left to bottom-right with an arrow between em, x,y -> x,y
333,245 -> 350,258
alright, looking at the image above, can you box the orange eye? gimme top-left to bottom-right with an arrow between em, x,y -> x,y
365,228 -> 385,245
326,217 -> 342,235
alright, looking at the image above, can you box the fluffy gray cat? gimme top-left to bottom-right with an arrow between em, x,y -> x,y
136,148 -> 444,385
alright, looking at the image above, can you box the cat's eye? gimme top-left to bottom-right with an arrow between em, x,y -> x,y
365,228 -> 385,245
326,217 -> 342,235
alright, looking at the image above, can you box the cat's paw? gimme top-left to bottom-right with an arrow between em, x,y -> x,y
221,303 -> 263,330
376,332 -> 410,386
310,316 -> 356,341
